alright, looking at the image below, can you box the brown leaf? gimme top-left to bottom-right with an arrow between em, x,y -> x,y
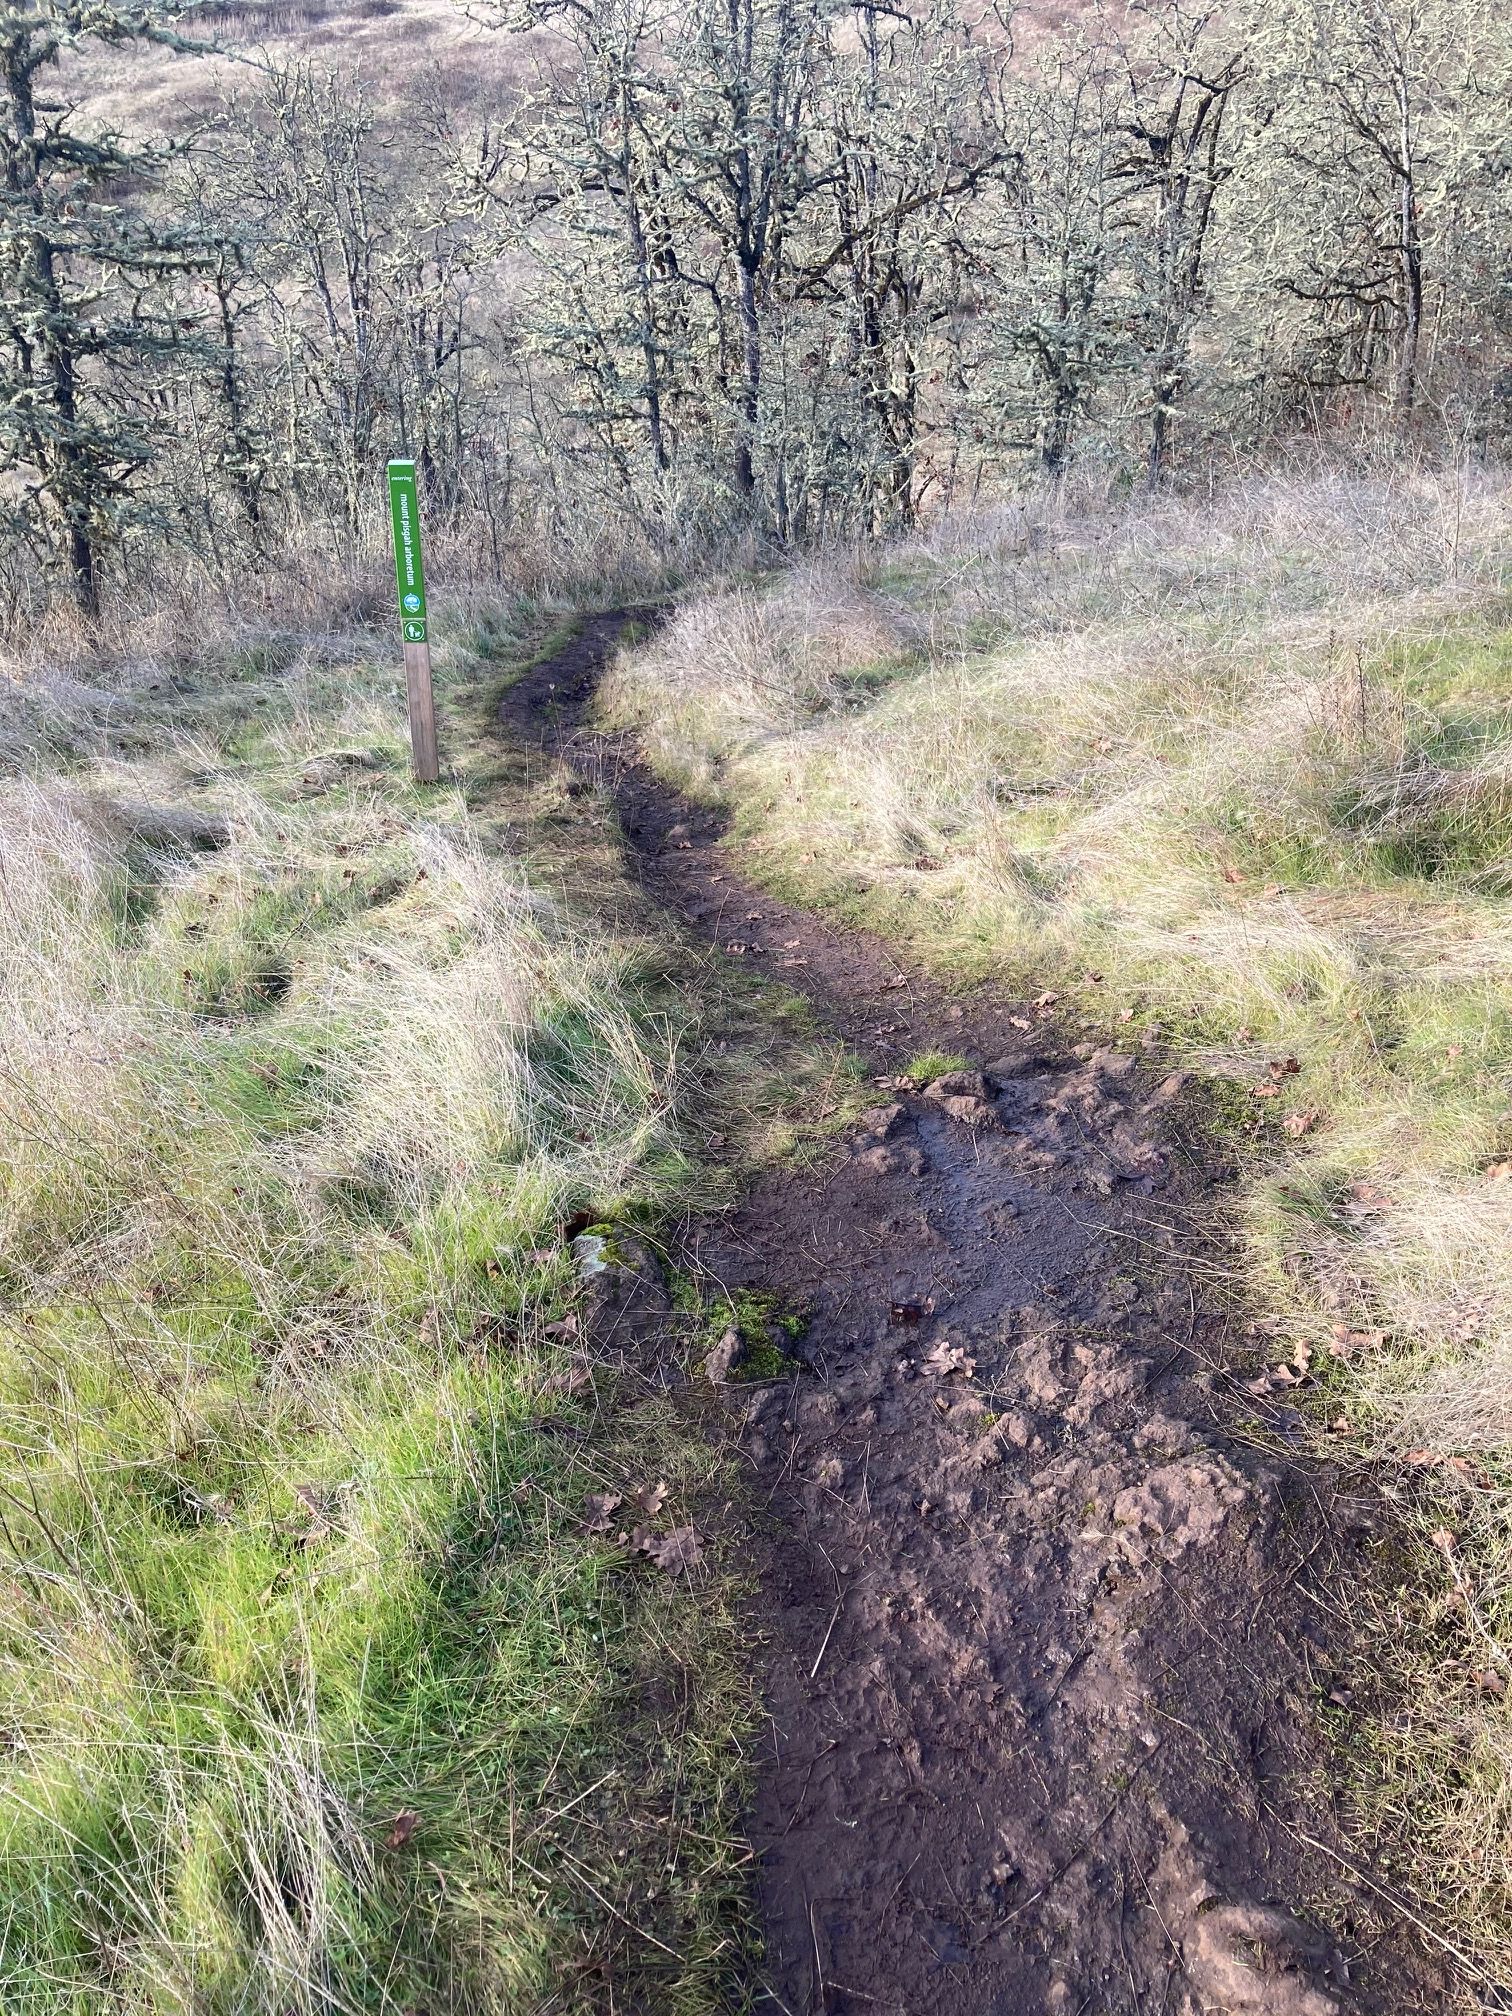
1431,1527 -> 1457,1554
1281,1110 -> 1318,1138
1486,1160 -> 1512,1182
1329,1324 -> 1386,1357
542,1358 -> 591,1397
1251,1082 -> 1279,1100
1268,1056 -> 1302,1078
581,1492 -> 622,1534
1009,1015 -> 1032,1032
1473,1669 -> 1507,1698
1347,1181 -> 1391,1213
383,1810 -> 420,1850
1447,1455 -> 1494,1488
923,1340 -> 976,1379
1034,990 -> 1059,1009
1404,1448 -> 1444,1467
640,1525 -> 702,1573
629,1480 -> 668,1517
1222,866 -> 1244,885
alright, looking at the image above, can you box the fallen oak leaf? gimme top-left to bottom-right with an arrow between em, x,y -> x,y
1252,1082 -> 1280,1099
1473,1669 -> 1508,1698
1282,1110 -> 1318,1138
923,1340 -> 976,1379
640,1525 -> 702,1573
1268,1056 -> 1302,1078
1431,1527 -> 1457,1554
383,1810 -> 420,1850
581,1492 -> 622,1534
629,1479 -> 667,1517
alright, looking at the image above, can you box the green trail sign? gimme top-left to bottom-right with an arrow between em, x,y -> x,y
386,457 -> 439,785
387,458 -> 428,643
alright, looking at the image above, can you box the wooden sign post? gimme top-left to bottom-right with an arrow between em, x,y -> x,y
387,458 -> 439,784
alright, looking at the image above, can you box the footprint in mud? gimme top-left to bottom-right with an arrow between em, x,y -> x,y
501,613 -> 1449,2016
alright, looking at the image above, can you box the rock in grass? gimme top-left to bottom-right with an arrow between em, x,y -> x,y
570,1227 -> 669,1342
703,1325 -> 745,1383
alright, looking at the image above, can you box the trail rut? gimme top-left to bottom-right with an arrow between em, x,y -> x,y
499,612 -> 1449,2016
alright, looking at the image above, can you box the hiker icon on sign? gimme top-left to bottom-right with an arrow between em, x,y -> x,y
404,621 -> 426,641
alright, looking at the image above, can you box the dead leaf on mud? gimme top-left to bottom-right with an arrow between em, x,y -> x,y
890,1300 -> 930,1326
1009,1015 -> 1032,1031
923,1340 -> 976,1378
382,1810 -> 420,1850
629,1479 -> 668,1516
582,1492 -> 622,1533
639,1525 -> 702,1573
1034,990 -> 1058,1009
544,1314 -> 580,1339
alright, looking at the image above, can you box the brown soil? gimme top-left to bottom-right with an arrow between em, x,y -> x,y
498,613 -> 1452,2016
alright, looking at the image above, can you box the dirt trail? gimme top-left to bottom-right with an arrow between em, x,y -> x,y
499,613 -> 1447,2016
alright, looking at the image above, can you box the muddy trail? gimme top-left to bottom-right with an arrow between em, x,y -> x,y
499,613 -> 1449,2016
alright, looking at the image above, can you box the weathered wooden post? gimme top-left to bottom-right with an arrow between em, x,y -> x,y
387,458 -> 439,784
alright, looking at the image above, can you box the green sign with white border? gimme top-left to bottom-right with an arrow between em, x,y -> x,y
387,459 -> 428,643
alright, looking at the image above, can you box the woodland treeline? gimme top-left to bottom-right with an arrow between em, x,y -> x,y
2,0 -> 1509,618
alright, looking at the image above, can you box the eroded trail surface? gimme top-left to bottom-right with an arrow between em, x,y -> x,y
500,615 -> 1445,2016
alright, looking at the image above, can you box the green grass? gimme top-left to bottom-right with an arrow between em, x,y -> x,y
0,601 -> 838,2012
904,1049 -> 972,1084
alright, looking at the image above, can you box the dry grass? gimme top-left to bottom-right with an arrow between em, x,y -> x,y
604,460 -> 1512,1972
0,589 -> 833,2011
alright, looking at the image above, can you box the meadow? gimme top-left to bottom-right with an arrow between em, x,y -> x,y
0,582 -> 835,2012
